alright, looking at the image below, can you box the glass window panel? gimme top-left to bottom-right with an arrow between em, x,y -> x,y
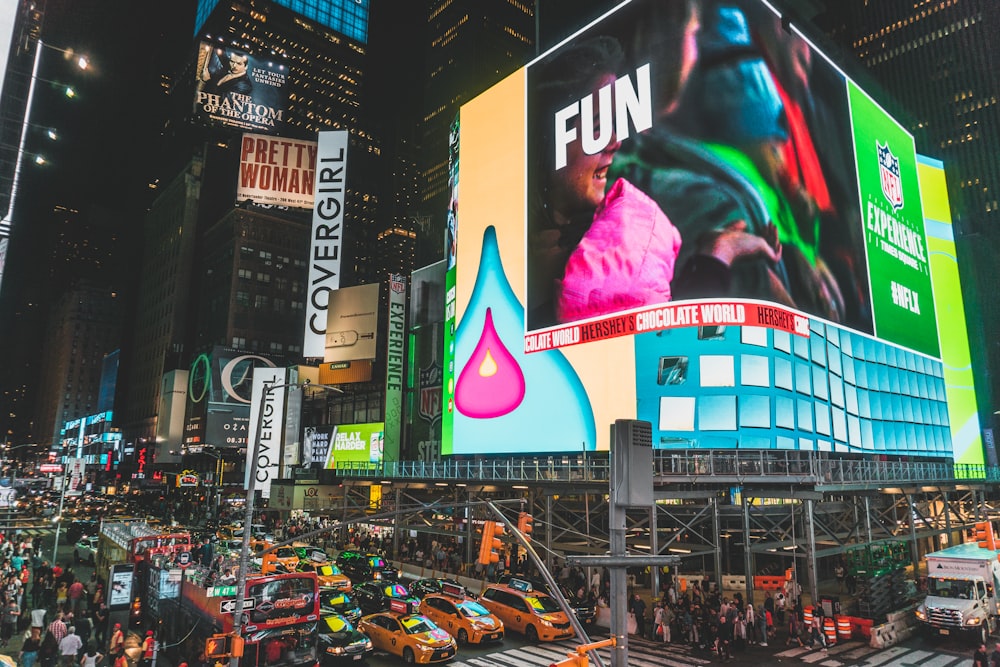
875,343 -> 887,365
796,363 -> 812,396
741,326 -> 768,347
846,384 -> 858,416
799,437 -> 814,450
902,397 -> 915,423
827,342 -> 842,376
878,365 -> 891,392
861,419 -> 874,450
797,399 -> 813,432
827,326 -> 840,347
817,439 -> 832,452
776,436 -> 796,450
855,360 -> 868,388
812,366 -> 828,400
848,415 -> 862,448
740,355 -> 770,387
811,335 -> 827,366
889,369 -> 901,394
858,389 -> 871,419
773,330 -> 791,353
890,394 -> 904,422
843,354 -> 855,384
815,402 -> 831,436
699,395 -> 737,431
775,358 -> 793,391
700,355 -> 735,387
832,407 -> 847,442
810,319 -> 825,335
841,332 -> 853,357
740,395 -> 771,428
870,393 -> 883,420
886,345 -> 898,368
659,397 -> 696,431
830,375 -> 844,408
794,334 -> 809,359
776,397 -> 795,429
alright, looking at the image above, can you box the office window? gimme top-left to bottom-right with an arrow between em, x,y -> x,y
700,356 -> 735,387
659,397 -> 696,431
740,355 -> 769,387
698,395 -> 737,431
740,395 -> 770,428
741,326 -> 768,347
815,402 -> 831,436
796,363 -> 812,396
775,358 -> 793,391
797,399 -> 813,432
776,397 -> 794,429
773,330 -> 791,353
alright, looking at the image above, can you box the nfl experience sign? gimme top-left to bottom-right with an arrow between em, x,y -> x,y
849,81 -> 939,357
304,130 -> 349,358
384,274 -> 407,461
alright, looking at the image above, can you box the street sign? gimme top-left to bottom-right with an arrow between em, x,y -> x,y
177,551 -> 192,567
219,598 -> 255,614
208,585 -> 238,598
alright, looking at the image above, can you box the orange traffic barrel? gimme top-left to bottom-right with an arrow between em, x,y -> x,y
823,617 -> 837,645
785,568 -> 794,581
803,606 -> 813,626
837,616 -> 852,641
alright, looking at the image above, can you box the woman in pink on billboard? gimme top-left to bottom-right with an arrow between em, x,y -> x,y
527,20 -> 780,329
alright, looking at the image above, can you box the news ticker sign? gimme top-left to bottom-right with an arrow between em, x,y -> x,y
524,300 -> 809,353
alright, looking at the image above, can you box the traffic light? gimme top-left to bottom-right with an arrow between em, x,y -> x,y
205,634 -> 244,659
517,512 -> 534,542
975,521 -> 996,550
477,520 -> 504,566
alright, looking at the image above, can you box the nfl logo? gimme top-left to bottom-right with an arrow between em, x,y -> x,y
389,273 -> 406,294
877,141 -> 903,211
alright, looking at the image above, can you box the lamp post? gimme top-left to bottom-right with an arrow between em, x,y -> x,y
229,379 -> 341,666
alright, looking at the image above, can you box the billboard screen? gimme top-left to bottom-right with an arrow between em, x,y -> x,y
237,134 -> 317,208
323,283 -> 380,363
314,422 -> 384,469
443,0 -> 972,459
194,42 -> 288,133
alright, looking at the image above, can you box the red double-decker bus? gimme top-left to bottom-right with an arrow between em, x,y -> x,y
152,566 -> 321,667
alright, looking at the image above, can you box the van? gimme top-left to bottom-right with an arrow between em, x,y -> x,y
478,579 -> 573,642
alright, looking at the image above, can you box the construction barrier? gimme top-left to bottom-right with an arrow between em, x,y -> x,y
803,606 -> 813,628
837,616 -> 852,641
824,617 -> 837,646
851,617 -> 873,639
753,575 -> 786,591
721,575 -> 746,592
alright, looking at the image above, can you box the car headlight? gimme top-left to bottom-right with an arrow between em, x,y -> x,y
540,618 -> 554,628
915,608 -> 926,620
416,643 -> 433,652
966,617 -> 983,626
327,646 -> 345,655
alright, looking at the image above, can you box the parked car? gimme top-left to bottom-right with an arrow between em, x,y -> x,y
320,588 -> 363,625
409,578 -> 472,600
357,605 -> 457,664
495,573 -> 596,626
353,581 -> 420,615
317,613 -> 373,664
336,551 -> 399,583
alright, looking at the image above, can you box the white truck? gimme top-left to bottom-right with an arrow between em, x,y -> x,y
915,543 -> 1000,643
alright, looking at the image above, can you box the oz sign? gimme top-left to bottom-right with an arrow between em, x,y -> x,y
219,598 -> 255,614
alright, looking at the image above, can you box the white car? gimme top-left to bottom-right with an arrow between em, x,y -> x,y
75,536 -> 98,564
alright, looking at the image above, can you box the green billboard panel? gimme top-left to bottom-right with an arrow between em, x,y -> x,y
849,81 -> 939,357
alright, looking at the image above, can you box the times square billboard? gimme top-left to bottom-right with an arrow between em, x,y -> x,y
442,0 -> 983,464
193,42 -> 288,133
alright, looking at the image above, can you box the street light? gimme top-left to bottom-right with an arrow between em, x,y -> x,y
229,379 -> 341,666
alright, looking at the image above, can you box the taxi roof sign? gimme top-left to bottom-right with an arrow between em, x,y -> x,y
508,578 -> 533,593
441,582 -> 465,598
389,599 -> 414,615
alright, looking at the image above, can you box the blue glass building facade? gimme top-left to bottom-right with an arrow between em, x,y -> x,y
194,0 -> 370,43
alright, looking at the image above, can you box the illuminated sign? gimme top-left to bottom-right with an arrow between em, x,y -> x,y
320,422 -> 384,469
193,42 -> 287,133
237,134 -> 317,208
304,130 -> 349,358
443,0 -> 971,459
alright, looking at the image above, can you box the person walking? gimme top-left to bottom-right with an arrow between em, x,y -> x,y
2,596 -> 20,647
21,627 -> 42,667
58,626 -> 83,667
975,644 -> 990,667
629,594 -> 648,638
79,644 -> 103,667
108,623 -> 124,659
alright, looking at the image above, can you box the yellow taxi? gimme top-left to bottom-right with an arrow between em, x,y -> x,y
357,600 -> 457,664
478,579 -> 573,642
296,560 -> 352,592
418,583 -> 504,645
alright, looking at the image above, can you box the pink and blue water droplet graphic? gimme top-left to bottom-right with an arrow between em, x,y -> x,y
452,226 -> 596,453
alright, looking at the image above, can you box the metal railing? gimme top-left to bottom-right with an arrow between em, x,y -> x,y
331,450 -> 997,487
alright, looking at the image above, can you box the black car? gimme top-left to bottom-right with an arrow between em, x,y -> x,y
317,613 -> 373,664
335,551 -> 399,583
319,588 -> 363,625
408,577 -> 472,599
352,581 -> 420,615
495,574 -> 596,626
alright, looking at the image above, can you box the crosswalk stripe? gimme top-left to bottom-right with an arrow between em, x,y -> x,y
919,653 -> 964,667
803,649 -> 836,663
880,649 -> 933,667
489,648 -> 553,666
862,646 -> 913,666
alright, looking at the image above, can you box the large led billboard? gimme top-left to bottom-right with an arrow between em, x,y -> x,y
194,42 -> 288,134
237,134 -> 317,208
443,0 -> 978,461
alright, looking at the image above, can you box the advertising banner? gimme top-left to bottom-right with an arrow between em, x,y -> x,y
109,563 -> 135,610
304,130 -> 349,358
384,274 -> 407,461
443,0 -> 969,458
246,368 -> 290,499
237,134 -> 317,208
321,422 -> 384,469
194,42 -> 287,133
323,283 -> 379,363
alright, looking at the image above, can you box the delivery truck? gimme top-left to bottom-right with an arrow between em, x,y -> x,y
915,542 -> 1000,643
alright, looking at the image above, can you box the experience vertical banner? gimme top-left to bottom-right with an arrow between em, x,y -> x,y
384,274 -> 407,462
848,81 -> 939,357
304,130 -> 349,358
